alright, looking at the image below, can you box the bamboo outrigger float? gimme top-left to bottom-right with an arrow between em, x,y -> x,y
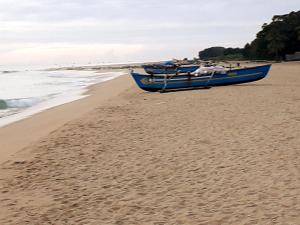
130,64 -> 271,92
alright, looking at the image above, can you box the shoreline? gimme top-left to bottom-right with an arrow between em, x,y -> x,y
0,69 -> 127,128
0,72 -> 134,165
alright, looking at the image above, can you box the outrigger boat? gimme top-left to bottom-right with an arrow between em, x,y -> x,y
143,61 -> 199,74
131,64 -> 271,92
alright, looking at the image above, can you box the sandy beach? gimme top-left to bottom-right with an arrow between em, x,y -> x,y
0,62 -> 299,224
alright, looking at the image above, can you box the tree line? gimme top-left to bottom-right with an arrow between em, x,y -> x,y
199,10 -> 300,60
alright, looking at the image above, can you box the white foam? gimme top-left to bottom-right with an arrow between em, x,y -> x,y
0,70 -> 125,127
5,97 -> 44,108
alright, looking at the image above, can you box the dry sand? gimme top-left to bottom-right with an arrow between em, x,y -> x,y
0,62 -> 299,224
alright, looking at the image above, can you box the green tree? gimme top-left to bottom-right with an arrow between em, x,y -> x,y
244,10 -> 300,60
199,11 -> 300,60
266,23 -> 287,59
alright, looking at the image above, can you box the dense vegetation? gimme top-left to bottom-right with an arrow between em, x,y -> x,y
199,47 -> 244,60
199,10 -> 300,60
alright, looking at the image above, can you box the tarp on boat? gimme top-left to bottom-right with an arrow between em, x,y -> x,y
192,65 -> 228,75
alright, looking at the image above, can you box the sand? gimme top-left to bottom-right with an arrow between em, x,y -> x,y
0,62 -> 299,224
0,73 -> 130,165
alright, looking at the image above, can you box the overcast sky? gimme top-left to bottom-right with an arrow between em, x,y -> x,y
0,0 -> 299,66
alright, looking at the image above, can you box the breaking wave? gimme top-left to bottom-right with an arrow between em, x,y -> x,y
0,98 -> 43,110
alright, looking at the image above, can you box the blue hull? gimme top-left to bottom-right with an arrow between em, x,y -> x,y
131,65 -> 271,92
143,65 -> 199,74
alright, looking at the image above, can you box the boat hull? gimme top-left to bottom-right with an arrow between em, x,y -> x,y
131,64 -> 271,92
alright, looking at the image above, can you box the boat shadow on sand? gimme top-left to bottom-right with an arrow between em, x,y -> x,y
234,83 -> 273,87
156,86 -> 212,93
155,83 -> 273,93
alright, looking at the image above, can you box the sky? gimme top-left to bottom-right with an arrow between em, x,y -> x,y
0,0 -> 299,66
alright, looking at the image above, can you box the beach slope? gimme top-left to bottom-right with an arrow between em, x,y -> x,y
0,62 -> 299,224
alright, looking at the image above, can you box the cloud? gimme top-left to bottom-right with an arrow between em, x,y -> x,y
0,0 -> 299,65
0,43 -> 146,65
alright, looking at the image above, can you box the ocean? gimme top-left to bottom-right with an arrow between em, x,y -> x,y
0,65 -> 125,127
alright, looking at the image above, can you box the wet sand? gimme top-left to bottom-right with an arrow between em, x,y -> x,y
0,62 -> 299,224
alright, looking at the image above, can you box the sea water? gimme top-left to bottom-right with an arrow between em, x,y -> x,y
0,65 -> 125,127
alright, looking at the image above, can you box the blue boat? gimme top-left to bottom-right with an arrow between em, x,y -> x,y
131,64 -> 271,92
143,61 -> 199,74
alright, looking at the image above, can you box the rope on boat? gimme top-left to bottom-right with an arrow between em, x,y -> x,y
162,74 -> 168,91
161,73 -> 177,92
206,71 -> 215,86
